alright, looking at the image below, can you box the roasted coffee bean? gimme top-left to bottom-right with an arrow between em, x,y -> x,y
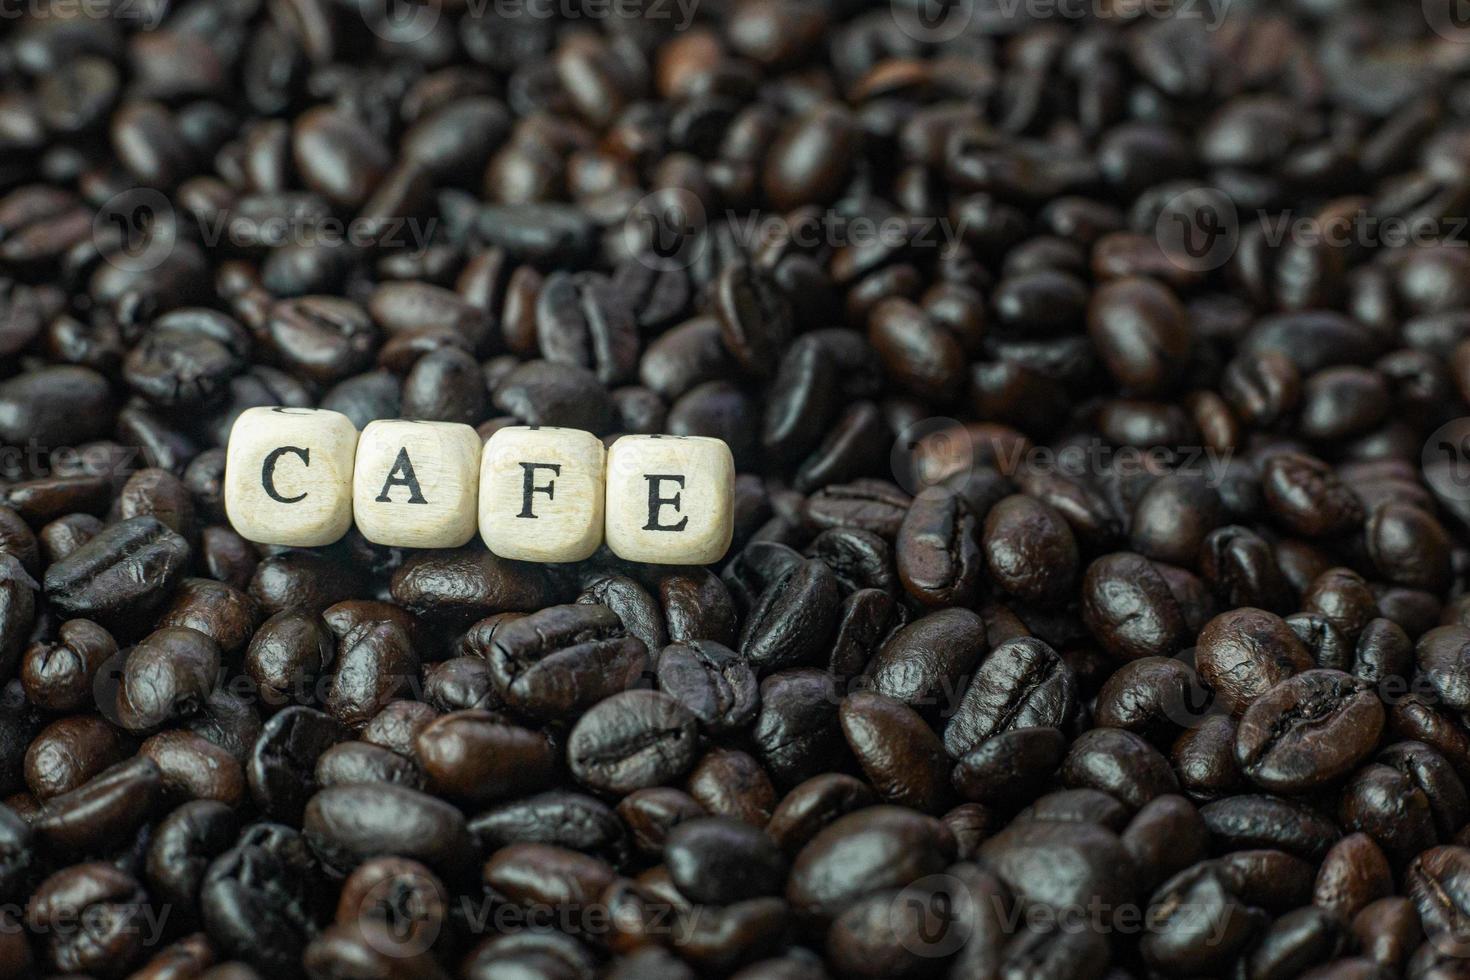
786,805 -> 955,922
804,480 -> 912,539
1200,794 -> 1340,861
1062,727 -> 1179,809
687,747 -> 778,827
1087,276 -> 1193,394
1261,452 -> 1364,538
750,669 -> 848,790
1406,846 -> 1470,946
31,755 -> 162,852
617,787 -> 706,860
567,690 -> 699,795
868,607 -> 987,714
303,782 -> 474,877
245,610 -> 335,710
839,692 -> 949,813
114,626 -> 222,733
952,727 -> 1066,807
1141,860 -> 1265,976
312,739 -> 423,790
981,494 -> 1078,605
1123,794 -> 1209,896
738,558 -> 840,675
414,709 -> 556,804
896,490 -> 983,608
1197,607 -> 1313,715
1416,625 -> 1470,712
246,706 -> 347,824
470,790 -> 627,864
1314,832 -> 1394,923
20,618 -> 116,713
944,637 -> 1078,758
656,640 -> 759,734
27,862 -> 150,976
1338,762 -> 1439,866
657,568 -> 739,648
44,517 -> 189,636
1081,552 -> 1188,661
470,604 -> 647,720
665,816 -> 785,905
1235,670 -> 1384,793
145,799 -> 238,913
200,824 -> 326,974
389,548 -> 554,627
980,817 -> 1135,921
25,714 -> 130,799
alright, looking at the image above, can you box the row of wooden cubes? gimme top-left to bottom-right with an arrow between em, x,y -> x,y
223,407 -> 735,564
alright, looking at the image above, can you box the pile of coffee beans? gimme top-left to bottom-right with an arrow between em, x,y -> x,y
6,0 -> 1470,977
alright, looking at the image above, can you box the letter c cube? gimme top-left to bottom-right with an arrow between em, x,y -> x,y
224,406 -> 359,547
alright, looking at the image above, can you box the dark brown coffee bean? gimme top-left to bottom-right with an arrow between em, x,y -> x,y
1197,607 -> 1313,715
944,637 -> 1078,758
1081,552 -> 1188,661
44,517 -> 190,637
1235,670 -> 1384,793
20,618 -> 116,713
839,692 -> 950,814
465,604 -> 647,721
414,709 -> 556,804
567,690 -> 699,795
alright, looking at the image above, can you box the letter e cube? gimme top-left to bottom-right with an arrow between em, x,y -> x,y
605,435 -> 734,565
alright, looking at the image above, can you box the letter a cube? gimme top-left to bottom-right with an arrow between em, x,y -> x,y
479,426 -> 605,562
225,407 -> 359,547
353,420 -> 482,548
605,435 -> 734,565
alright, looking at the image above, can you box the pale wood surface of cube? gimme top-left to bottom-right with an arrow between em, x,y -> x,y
479,426 -> 606,562
605,435 -> 734,565
225,407 -> 358,547
353,420 -> 482,548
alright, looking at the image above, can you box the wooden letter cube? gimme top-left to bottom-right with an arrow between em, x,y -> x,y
225,407 -> 358,547
479,426 -> 605,562
605,435 -> 734,565
353,420 -> 481,548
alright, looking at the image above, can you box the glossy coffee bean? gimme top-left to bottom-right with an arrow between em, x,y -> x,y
43,517 -> 190,636
567,690 -> 699,795
943,637 -> 1078,758
1235,670 -> 1384,792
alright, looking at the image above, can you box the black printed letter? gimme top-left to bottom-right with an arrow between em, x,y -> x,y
643,474 -> 688,531
262,446 -> 309,503
376,448 -> 428,504
518,462 -> 561,518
